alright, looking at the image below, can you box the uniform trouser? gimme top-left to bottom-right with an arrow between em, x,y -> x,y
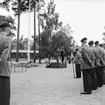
82,69 -> 92,93
90,68 -> 97,90
96,66 -> 103,87
75,64 -> 81,78
0,76 -> 10,105
102,66 -> 105,84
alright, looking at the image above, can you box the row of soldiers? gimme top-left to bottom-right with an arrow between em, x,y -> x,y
73,37 -> 105,94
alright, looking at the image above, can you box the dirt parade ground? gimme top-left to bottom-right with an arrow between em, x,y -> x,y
10,63 -> 105,105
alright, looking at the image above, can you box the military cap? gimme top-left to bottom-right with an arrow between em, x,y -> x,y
80,37 -> 87,42
94,41 -> 99,45
99,44 -> 103,47
88,40 -> 94,45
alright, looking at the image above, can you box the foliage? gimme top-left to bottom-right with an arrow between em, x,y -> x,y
59,23 -> 74,36
0,0 -> 11,11
51,31 -> 73,56
38,0 -> 63,59
39,0 -> 61,32
0,0 -> 45,15
0,15 -> 16,29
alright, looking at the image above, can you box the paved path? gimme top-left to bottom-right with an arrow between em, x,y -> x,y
10,64 -> 105,105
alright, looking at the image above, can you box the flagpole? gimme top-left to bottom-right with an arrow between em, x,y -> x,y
28,0 -> 31,62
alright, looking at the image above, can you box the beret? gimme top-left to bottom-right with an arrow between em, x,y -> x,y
94,41 -> 99,45
80,37 -> 87,42
99,44 -> 103,47
88,40 -> 94,45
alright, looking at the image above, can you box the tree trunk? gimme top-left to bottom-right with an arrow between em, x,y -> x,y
16,1 -> 21,62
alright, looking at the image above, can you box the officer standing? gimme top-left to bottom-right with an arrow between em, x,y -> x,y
73,48 -> 82,78
80,37 -> 94,94
95,41 -> 105,87
99,43 -> 105,84
0,21 -> 12,105
88,41 -> 98,90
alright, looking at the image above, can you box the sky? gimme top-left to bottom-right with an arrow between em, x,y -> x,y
0,0 -> 105,46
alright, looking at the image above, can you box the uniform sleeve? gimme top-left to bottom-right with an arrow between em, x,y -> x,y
0,37 -> 11,62
82,48 -> 93,67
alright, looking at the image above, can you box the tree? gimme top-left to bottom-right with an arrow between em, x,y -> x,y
59,23 -> 74,36
38,0 -> 62,63
51,31 -> 73,58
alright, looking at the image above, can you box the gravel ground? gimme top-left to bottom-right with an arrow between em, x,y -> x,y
10,64 -> 105,105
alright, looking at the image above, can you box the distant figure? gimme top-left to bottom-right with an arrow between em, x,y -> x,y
57,48 -> 60,63
0,22 -> 12,105
60,48 -> 65,63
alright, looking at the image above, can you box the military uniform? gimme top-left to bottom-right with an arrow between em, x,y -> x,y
95,41 -> 105,87
99,44 -> 105,84
73,50 -> 82,78
80,38 -> 94,94
0,22 -> 12,105
88,41 -> 98,90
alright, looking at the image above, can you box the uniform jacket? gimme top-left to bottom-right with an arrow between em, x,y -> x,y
81,44 -> 94,70
73,51 -> 82,64
95,46 -> 105,66
0,33 -> 11,77
90,46 -> 101,67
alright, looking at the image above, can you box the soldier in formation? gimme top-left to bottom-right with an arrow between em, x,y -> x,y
73,48 -> 82,78
79,37 -> 105,95
0,21 -> 12,105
